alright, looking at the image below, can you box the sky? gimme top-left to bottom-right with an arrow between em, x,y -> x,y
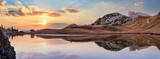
0,0 -> 160,30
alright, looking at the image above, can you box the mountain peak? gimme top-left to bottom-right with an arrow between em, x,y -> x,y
92,12 -> 135,25
128,11 -> 150,18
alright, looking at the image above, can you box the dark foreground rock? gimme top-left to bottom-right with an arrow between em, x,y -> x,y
0,29 -> 16,59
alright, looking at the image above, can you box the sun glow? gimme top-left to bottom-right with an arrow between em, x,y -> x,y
39,20 -> 47,25
39,13 -> 48,17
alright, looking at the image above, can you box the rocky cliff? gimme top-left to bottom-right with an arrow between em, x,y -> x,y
0,28 -> 16,59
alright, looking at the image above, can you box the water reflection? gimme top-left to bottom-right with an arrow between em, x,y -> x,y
37,34 -> 160,51
9,34 -> 160,59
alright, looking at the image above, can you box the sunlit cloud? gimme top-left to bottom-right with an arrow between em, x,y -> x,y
111,6 -> 126,13
46,23 -> 68,29
61,8 -> 81,14
0,0 -> 6,6
39,21 -> 47,25
16,1 -> 22,5
31,11 -> 61,17
134,1 -> 144,9
0,0 -> 61,17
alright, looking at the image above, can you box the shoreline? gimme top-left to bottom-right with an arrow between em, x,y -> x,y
15,32 -> 160,35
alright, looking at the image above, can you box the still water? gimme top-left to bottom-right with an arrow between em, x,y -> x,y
9,34 -> 160,59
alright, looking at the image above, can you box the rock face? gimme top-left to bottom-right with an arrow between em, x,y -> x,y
128,11 -> 150,18
0,29 -> 16,59
158,12 -> 160,16
92,13 -> 135,25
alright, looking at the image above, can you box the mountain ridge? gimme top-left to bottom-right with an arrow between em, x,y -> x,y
34,11 -> 160,34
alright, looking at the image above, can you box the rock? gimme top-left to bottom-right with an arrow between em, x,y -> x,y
65,24 -> 78,28
70,24 -> 78,27
128,11 -> 150,18
158,12 -> 160,16
0,29 -> 16,59
92,13 -> 135,25
0,47 -> 5,55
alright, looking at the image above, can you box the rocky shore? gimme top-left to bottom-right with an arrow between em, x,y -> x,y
0,29 -> 16,59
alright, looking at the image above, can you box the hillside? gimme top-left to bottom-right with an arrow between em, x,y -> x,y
34,11 -> 160,34
128,12 -> 160,33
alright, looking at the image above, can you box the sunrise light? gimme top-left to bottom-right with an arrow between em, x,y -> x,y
39,20 -> 47,25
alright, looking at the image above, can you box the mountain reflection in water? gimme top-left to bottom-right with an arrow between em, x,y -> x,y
37,34 -> 160,52
9,34 -> 160,59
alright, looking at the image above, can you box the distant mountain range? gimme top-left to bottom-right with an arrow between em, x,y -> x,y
34,11 -> 160,34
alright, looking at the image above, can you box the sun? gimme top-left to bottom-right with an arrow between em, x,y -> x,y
39,21 -> 47,25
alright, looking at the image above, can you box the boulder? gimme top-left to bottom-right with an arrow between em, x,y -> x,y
0,29 -> 16,59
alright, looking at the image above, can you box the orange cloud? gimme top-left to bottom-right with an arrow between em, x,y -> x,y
48,13 -> 61,17
61,8 -> 81,14
134,1 -> 144,9
111,6 -> 126,12
0,0 -> 6,6
0,0 -> 61,17
30,11 -> 61,17
46,23 -> 68,29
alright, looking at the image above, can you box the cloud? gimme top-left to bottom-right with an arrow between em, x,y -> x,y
111,6 -> 126,13
29,11 -> 61,17
61,8 -> 81,14
17,1 -> 22,4
0,0 -> 61,17
0,0 -> 6,6
134,1 -> 144,9
48,13 -> 61,17
47,23 -> 68,29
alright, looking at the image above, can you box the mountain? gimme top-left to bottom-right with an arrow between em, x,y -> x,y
128,11 -> 150,18
130,12 -> 160,33
92,13 -> 135,25
34,11 -> 160,34
36,34 -> 160,51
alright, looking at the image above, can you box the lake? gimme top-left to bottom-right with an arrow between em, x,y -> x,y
9,34 -> 160,59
